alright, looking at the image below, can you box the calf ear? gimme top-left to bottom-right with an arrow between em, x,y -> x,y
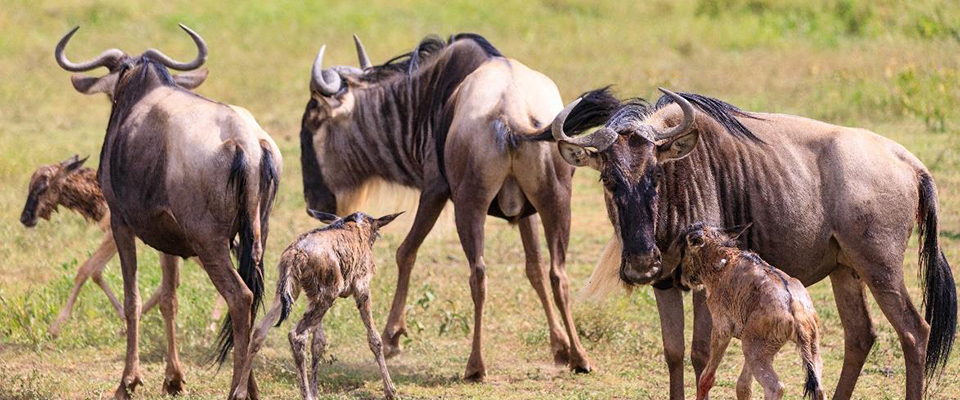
558,141 -> 601,170
71,73 -> 118,96
375,212 -> 405,228
656,130 -> 700,163
60,154 -> 89,173
723,223 -> 752,241
173,68 -> 209,89
307,209 -> 340,224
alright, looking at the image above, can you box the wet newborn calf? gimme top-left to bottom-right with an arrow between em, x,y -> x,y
676,224 -> 825,400
251,210 -> 402,400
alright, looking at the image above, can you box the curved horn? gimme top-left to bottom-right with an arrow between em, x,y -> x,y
655,88 -> 696,140
311,45 -> 342,96
551,98 -> 618,151
353,34 -> 372,70
142,24 -> 207,71
54,26 -> 125,72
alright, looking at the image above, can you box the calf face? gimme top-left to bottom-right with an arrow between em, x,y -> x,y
675,223 -> 750,288
20,155 -> 88,227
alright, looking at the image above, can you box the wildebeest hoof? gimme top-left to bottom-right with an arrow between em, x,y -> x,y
382,329 -> 404,359
463,365 -> 486,382
113,374 -> 143,399
572,365 -> 592,374
162,375 -> 185,395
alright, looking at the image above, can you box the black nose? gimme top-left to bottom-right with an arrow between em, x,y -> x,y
20,213 -> 36,227
620,251 -> 662,285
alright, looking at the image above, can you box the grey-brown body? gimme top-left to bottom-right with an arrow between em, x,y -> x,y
250,211 -> 402,400
557,88 -> 956,400
54,25 -> 282,399
676,224 -> 825,400
299,35 -> 604,379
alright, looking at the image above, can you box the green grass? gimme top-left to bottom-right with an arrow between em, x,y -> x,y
0,0 -> 958,398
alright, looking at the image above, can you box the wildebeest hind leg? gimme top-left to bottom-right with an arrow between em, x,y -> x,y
527,181 -> 591,372
519,214 -> 570,365
49,232 -> 117,337
383,181 -> 449,358
736,362 -> 753,400
158,253 -> 185,395
743,337 -> 784,400
112,222 -> 143,400
829,265 -> 876,399
453,195 -> 492,381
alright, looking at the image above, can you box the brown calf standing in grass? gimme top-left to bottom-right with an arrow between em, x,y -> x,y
675,224 -> 825,400
20,155 -> 225,337
249,210 -> 403,400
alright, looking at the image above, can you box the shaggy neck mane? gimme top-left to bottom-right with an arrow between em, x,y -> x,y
319,34 -> 502,190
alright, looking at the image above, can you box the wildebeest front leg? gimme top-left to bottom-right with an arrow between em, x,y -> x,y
112,222 -> 143,399
696,331 -> 731,400
50,231 -> 118,337
692,290 -> 713,394
654,287 -> 686,400
356,291 -> 397,399
158,253 -> 185,395
383,182 -> 449,358
518,214 -> 570,365
829,266 -> 876,399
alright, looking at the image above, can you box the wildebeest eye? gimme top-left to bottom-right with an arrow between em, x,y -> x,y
599,174 -> 615,190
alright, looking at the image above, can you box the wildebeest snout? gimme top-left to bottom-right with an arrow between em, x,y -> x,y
620,249 -> 662,285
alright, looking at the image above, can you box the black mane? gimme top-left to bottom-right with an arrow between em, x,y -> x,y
567,87 -> 763,142
362,33 -> 502,83
655,92 -> 763,142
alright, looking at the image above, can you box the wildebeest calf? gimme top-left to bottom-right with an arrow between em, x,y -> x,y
249,210 -> 403,400
675,223 -> 825,400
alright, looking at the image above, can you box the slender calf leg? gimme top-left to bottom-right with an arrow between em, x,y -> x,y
159,253 -> 185,395
454,200 -> 490,382
530,182 -> 591,372
743,338 -> 785,400
736,362 -> 753,400
518,214 -> 570,364
357,290 -> 397,399
829,266 -> 876,400
309,320 -> 327,397
112,222 -> 143,400
383,182 -> 449,358
287,299 -> 333,400
654,287 -> 686,400
696,332 -> 732,400
49,232 -> 117,337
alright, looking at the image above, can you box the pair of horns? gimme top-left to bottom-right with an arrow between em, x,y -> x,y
311,35 -> 373,96
55,24 -> 207,72
552,88 -> 695,151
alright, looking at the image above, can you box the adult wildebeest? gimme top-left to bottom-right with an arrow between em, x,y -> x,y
54,25 -> 282,399
299,34 -> 607,379
555,88 -> 956,399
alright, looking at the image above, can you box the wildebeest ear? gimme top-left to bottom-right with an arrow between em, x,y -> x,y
172,68 -> 209,89
307,209 -> 340,224
60,154 -> 89,173
723,223 -> 752,241
686,232 -> 705,248
656,130 -> 700,163
375,212 -> 404,228
71,73 -> 118,96
558,141 -> 601,170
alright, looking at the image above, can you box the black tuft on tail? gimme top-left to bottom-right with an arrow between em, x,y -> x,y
519,86 -> 627,142
917,173 -> 957,377
213,148 -> 267,367
275,266 -> 294,327
803,360 -> 819,400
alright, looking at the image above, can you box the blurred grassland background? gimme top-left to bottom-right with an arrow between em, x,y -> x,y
0,0 -> 957,398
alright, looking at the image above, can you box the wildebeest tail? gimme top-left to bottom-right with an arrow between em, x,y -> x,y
275,256 -> 295,327
917,172 -> 957,377
518,86 -> 624,143
214,146 -> 267,367
789,298 -> 823,400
